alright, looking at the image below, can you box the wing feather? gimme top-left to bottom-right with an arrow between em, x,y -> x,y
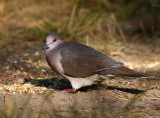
58,42 -> 117,77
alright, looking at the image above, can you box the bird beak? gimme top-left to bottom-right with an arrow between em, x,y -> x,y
42,44 -> 49,50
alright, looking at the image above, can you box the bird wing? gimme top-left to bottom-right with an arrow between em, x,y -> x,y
58,42 -> 119,78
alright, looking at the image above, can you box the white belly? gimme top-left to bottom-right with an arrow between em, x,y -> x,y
63,74 -> 99,90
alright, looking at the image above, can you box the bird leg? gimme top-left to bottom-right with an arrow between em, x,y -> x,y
57,89 -> 76,93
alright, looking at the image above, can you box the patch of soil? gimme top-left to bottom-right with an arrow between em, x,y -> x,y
0,76 -> 160,117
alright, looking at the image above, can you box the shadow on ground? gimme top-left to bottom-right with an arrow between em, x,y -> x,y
23,77 -> 144,94
107,86 -> 144,94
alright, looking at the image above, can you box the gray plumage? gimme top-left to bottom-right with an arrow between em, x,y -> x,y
42,33 -> 146,91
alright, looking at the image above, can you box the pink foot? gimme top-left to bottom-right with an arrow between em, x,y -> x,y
58,89 -> 76,93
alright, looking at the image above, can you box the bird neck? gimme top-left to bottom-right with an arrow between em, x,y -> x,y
46,40 -> 65,53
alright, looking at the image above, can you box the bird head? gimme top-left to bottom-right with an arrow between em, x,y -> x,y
42,33 -> 64,50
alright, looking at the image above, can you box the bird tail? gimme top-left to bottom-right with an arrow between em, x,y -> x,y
100,66 -> 147,77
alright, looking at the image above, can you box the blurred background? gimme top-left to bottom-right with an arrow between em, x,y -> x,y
0,0 -> 160,56
0,0 -> 160,72
0,0 -> 160,83
0,0 -> 160,76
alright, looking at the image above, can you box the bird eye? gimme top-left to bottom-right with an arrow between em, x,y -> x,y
53,38 -> 57,42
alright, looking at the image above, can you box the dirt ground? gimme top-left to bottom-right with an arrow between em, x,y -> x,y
0,41 -> 160,118
0,78 -> 160,118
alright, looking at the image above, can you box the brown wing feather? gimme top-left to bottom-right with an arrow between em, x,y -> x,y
59,42 -> 117,77
99,66 -> 147,77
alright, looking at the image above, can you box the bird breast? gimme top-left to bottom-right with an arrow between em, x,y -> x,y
46,50 -> 64,75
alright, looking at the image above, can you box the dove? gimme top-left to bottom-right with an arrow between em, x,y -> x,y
42,33 -> 147,92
